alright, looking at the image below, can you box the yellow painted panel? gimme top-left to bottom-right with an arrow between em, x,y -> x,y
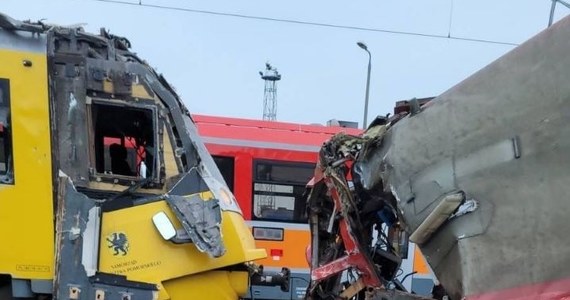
99,201 -> 266,294
131,84 -> 154,100
162,271 -> 249,300
103,80 -> 114,94
0,49 -> 53,279
162,127 -> 179,179
254,229 -> 310,269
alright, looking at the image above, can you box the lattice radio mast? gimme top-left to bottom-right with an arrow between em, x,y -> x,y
259,63 -> 281,121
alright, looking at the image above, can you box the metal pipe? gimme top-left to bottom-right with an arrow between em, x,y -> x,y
357,42 -> 372,129
364,52 -> 371,129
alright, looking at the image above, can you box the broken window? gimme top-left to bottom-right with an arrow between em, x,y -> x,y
252,160 -> 314,222
0,79 -> 13,184
90,101 -> 156,182
212,155 -> 235,192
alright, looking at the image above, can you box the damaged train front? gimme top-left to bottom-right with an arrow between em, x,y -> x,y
47,23 -> 271,300
0,14 -> 270,299
304,116 -> 430,300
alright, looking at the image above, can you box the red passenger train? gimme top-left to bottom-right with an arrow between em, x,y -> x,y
193,114 -> 360,299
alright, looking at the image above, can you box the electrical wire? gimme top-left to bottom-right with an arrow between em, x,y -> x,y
400,271 -> 417,284
84,0 -> 519,47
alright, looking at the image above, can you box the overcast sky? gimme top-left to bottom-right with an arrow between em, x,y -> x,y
4,0 -> 569,125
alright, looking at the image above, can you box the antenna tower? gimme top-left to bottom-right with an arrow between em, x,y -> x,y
259,63 -> 281,121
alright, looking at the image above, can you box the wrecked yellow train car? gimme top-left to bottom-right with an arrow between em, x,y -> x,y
0,13 -> 279,300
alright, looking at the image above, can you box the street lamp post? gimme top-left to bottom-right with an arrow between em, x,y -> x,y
357,41 -> 371,129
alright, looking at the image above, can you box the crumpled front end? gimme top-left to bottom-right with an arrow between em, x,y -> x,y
307,14 -> 570,300
305,119 -> 430,300
334,14 -> 570,300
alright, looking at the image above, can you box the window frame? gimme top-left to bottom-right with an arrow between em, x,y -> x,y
252,159 -> 315,223
86,98 -> 163,187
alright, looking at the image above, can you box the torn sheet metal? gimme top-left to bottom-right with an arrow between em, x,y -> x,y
54,174 -> 158,300
166,194 -> 224,257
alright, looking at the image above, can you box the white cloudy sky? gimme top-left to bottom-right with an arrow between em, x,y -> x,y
3,0 -> 569,126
